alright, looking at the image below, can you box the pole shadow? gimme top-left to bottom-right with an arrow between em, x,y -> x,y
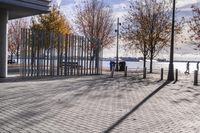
157,79 -> 163,82
173,80 -> 178,84
103,81 -> 171,133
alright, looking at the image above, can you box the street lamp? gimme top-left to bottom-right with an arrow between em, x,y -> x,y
167,0 -> 176,81
115,17 -> 121,71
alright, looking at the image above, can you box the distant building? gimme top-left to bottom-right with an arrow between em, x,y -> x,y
0,0 -> 50,78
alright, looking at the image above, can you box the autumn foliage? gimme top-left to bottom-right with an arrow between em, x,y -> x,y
31,6 -> 71,35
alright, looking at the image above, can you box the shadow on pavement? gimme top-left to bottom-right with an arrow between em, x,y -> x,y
103,81 -> 171,133
0,75 -> 98,83
0,73 -> 165,131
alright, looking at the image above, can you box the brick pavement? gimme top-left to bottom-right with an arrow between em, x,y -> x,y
0,73 -> 200,133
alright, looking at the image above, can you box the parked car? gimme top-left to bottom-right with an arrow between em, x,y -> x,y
8,59 -> 16,64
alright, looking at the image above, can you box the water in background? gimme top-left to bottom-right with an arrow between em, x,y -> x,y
103,61 -> 199,73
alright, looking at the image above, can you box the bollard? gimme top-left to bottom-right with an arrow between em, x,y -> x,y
124,66 -> 127,77
161,68 -> 163,80
143,67 -> 146,79
194,70 -> 198,86
175,69 -> 178,81
111,65 -> 115,78
77,65 -> 80,76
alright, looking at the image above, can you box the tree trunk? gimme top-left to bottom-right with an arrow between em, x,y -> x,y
143,44 -> 147,79
150,49 -> 153,73
143,44 -> 147,69
11,53 -> 13,63
95,42 -> 101,74
143,54 -> 146,68
150,58 -> 153,73
143,53 -> 147,79
17,44 -> 19,64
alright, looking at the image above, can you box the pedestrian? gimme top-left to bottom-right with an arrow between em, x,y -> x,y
197,62 -> 199,71
110,61 -> 115,71
185,61 -> 190,74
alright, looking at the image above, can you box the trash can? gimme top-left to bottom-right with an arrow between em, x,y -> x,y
110,61 -> 116,71
119,61 -> 126,71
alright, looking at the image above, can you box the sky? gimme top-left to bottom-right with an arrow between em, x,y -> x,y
54,0 -> 200,27
53,0 -> 200,58
56,0 -> 200,16
55,0 -> 128,23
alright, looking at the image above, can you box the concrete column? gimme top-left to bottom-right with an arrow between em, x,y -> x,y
0,9 -> 8,78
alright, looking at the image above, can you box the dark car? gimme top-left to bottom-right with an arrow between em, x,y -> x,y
8,59 -> 16,64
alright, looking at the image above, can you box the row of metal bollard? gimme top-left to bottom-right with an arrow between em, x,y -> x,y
160,68 -> 179,82
110,66 -> 148,78
110,65 -> 115,78
110,66 -> 199,86
160,68 -> 199,86
110,65 -> 128,78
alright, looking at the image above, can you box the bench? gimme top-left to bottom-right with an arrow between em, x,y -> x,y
62,62 -> 79,68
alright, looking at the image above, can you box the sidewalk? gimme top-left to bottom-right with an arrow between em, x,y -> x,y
0,72 -> 199,132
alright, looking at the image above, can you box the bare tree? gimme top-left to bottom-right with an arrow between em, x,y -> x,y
188,5 -> 200,48
75,0 -> 114,48
75,0 -> 114,72
8,18 -> 28,64
121,0 -> 182,73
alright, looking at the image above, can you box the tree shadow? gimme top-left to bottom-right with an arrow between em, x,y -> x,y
103,81 -> 171,133
0,75 -> 83,83
0,73 -> 166,132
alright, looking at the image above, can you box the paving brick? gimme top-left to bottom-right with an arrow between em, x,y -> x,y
0,73 -> 199,132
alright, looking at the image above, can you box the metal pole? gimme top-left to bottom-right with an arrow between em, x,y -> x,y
143,67 -> 146,79
175,69 -> 178,81
111,64 -> 115,78
194,70 -> 198,86
167,0 -> 175,81
124,66 -> 127,77
161,68 -> 163,80
115,18 -> 121,71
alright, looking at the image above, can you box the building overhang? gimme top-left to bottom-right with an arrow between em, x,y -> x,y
0,0 -> 51,20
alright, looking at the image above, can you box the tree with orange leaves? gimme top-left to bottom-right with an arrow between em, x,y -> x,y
31,6 -> 71,35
